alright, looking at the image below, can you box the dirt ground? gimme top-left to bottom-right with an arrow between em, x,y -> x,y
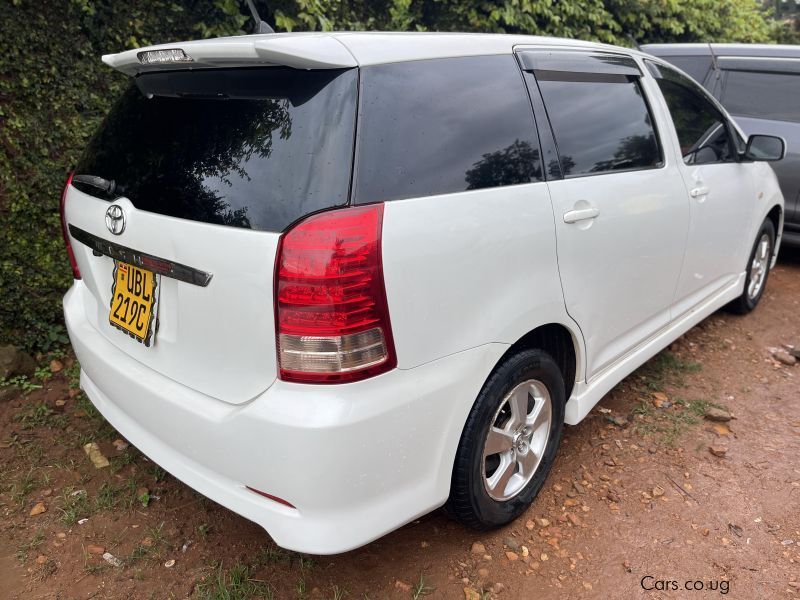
1,248 -> 799,600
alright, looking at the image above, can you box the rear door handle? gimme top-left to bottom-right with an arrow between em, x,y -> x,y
690,186 -> 709,198
563,207 -> 600,224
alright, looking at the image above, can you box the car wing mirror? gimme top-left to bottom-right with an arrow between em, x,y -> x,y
744,134 -> 786,162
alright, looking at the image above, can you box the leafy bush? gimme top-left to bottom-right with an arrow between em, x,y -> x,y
0,0 -> 781,352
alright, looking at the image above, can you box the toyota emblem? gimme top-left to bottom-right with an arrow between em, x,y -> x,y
105,204 -> 126,235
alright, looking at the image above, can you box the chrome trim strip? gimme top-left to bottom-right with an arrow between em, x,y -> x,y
68,224 -> 213,287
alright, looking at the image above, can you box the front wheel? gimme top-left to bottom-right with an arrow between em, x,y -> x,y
730,218 -> 776,314
446,349 -> 565,529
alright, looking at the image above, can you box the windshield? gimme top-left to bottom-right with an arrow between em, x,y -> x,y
74,67 -> 358,232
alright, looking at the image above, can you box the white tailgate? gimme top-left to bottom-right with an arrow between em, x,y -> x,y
65,187 -> 280,405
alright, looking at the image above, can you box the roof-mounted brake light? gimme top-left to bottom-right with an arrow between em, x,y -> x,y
137,49 -> 193,65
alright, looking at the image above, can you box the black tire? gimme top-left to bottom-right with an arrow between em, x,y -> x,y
729,218 -> 776,315
446,349 -> 565,529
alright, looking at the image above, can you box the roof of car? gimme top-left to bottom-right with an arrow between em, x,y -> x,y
102,31 -> 635,75
641,43 -> 800,59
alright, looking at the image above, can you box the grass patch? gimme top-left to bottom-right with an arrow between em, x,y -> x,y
196,523 -> 211,541
1,375 -> 42,394
14,402 -> 68,430
58,487 -> 91,526
633,396 -> 728,445
196,562 -> 274,600
16,529 -> 45,562
634,350 -> 701,392
412,574 -> 436,599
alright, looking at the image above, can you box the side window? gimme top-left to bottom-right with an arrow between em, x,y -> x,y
647,62 -> 735,165
721,70 -> 800,123
354,55 -> 542,204
536,73 -> 662,178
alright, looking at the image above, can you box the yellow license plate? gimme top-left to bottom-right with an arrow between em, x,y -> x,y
109,262 -> 157,346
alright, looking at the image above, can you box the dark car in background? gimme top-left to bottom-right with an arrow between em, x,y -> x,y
642,44 -> 800,246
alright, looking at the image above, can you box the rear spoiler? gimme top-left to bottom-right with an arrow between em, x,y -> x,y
102,34 -> 358,75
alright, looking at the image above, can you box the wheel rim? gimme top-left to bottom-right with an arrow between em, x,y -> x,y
482,379 -> 552,502
747,233 -> 771,300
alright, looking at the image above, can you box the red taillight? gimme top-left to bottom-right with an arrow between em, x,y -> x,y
275,204 -> 396,383
60,171 -> 81,280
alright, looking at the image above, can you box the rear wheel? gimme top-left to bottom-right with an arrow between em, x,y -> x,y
730,219 -> 776,314
447,349 -> 565,529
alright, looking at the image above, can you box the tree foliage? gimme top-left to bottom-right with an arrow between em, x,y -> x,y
0,0 -> 784,351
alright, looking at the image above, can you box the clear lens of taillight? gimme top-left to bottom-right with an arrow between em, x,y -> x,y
60,172 -> 81,280
275,204 -> 396,383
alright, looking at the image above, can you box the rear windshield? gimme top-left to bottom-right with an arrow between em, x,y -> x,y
74,67 -> 358,232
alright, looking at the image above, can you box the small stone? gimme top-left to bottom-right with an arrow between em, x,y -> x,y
709,445 -> 728,458
521,546 -> 529,558
567,513 -> 581,526
782,539 -> 795,546
702,528 -> 710,536
599,474 -> 611,482
164,559 -> 176,568
78,518 -> 89,525
463,588 -> 481,600
477,568 -> 490,579
102,552 -> 123,567
652,486 -> 665,498
471,542 -> 486,555
49,359 -> 64,373
87,544 -> 105,555
710,423 -> 731,436
540,553 -> 549,561
56,533 -> 66,539
141,537 -> 154,547
704,407 -> 732,422
525,520 -> 535,531
0,345 -> 36,379
573,482 -> 586,494
504,536 -> 520,551
54,399 -> 66,407
112,439 -> 129,452
536,517 -> 550,527
728,523 -> 743,538
421,541 -> 429,548
29,502 -> 46,516
583,582 -> 593,591
83,442 -> 110,469
505,551 -> 519,561
395,580 -> 411,592
774,350 -> 797,366
606,490 -> 620,503
35,555 -> 48,565
604,458 -> 617,467
608,415 -> 628,427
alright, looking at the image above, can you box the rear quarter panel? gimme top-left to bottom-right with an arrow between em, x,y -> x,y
381,183 -> 578,371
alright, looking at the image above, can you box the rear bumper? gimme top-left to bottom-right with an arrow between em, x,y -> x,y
64,282 -> 507,554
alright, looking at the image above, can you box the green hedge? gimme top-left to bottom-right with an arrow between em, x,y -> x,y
0,0 -> 782,352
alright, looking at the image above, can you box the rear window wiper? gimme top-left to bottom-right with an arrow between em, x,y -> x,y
72,174 -> 122,196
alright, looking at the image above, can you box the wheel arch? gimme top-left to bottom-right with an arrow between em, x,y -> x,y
766,204 -> 783,261
494,323 -> 581,401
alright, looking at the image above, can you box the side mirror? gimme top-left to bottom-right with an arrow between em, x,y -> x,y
745,134 -> 786,162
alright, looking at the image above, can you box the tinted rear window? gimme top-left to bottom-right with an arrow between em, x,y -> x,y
537,74 -> 662,177
354,55 -> 542,204
722,69 -> 800,123
75,67 -> 357,232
